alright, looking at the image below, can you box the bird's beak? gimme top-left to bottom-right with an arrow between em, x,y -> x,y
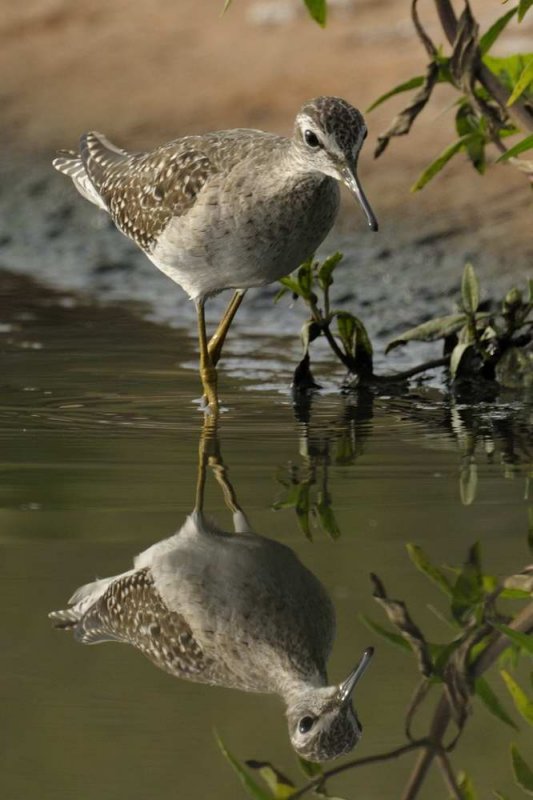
337,647 -> 374,705
342,166 -> 378,232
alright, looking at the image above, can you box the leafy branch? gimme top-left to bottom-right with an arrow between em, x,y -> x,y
371,0 -> 533,187
278,255 -> 532,390
217,543 -> 533,799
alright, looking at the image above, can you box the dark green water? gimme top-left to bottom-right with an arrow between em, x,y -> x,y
1,272 -> 531,800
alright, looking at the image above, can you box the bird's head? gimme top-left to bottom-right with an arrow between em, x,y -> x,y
285,647 -> 374,762
294,96 -> 378,231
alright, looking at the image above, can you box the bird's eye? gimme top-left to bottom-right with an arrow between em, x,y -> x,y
304,130 -> 321,149
298,716 -> 316,734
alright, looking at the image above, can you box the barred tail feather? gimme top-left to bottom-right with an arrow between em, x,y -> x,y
53,149 -> 108,210
48,608 -> 81,629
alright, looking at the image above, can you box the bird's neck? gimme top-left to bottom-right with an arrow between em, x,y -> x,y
277,669 -> 327,705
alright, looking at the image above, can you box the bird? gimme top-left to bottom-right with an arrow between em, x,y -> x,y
53,96 -> 378,410
49,510 -> 374,762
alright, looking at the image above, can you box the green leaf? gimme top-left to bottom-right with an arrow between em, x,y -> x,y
508,57 -> 533,105
455,103 -> 480,137
316,491 -> 341,540
460,462 -> 478,506
450,342 -> 473,379
511,744 -> 533,794
275,285 -> 290,303
466,137 -> 486,174
353,316 -> 373,359
462,263 -> 480,314
457,770 -> 477,800
455,105 -> 486,173
297,261 -> 314,301
359,614 -> 411,651
301,319 -> 319,355
336,312 -> 357,358
278,276 -> 304,299
273,483 -> 301,511
385,313 -> 467,353
215,734 -> 272,800
475,676 -> 518,729
295,483 -> 312,540
317,251 -> 343,291
303,0 -> 326,26
297,757 -> 323,779
484,54 -> 533,99
450,542 -> 483,623
479,7 -> 518,54
354,317 -> 373,357
411,136 -> 474,191
501,669 -> 533,724
494,624 -> 533,656
432,639 -> 462,674
367,76 -> 426,112
246,761 -> 295,799
518,0 -> 533,22
500,588 -> 532,600
406,544 -> 453,595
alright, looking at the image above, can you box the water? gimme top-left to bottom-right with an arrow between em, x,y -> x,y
1,271 -> 531,800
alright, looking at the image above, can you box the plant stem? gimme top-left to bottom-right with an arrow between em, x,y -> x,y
288,740 -> 429,800
374,356 -> 449,382
437,751 -> 463,799
308,301 -> 354,372
400,601 -> 533,800
432,0 -> 533,133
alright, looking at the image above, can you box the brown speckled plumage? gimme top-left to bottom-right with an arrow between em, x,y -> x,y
49,512 -> 372,762
53,97 -> 375,303
70,567 -> 208,679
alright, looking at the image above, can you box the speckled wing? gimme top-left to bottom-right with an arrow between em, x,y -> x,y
80,132 -> 215,252
74,567 -> 208,679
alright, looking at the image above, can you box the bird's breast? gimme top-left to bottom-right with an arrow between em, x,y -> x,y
149,172 -> 340,299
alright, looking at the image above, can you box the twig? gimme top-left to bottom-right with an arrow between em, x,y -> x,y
374,356 -> 449,382
437,751 -> 463,799
400,601 -> 533,800
288,740 -> 429,800
432,0 -> 533,133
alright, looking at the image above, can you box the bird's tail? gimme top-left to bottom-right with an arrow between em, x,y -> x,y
53,148 -> 107,210
48,607 -> 81,629
48,573 -> 122,632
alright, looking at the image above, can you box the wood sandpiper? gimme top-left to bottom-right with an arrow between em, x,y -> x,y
54,96 -> 378,410
49,417 -> 374,762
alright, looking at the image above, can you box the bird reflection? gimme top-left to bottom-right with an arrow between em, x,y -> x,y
49,417 -> 372,762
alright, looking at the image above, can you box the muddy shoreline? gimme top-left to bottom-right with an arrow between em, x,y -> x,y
1,153 -> 529,380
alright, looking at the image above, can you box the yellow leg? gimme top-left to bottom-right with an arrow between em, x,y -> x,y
196,299 -> 219,413
194,414 -> 218,512
208,290 -> 246,367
